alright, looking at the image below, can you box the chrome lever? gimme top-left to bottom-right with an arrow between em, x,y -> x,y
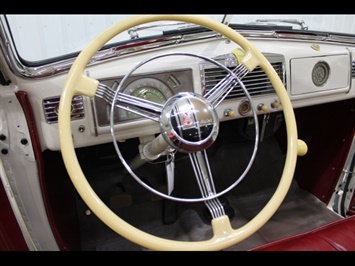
260,113 -> 270,142
166,151 -> 176,195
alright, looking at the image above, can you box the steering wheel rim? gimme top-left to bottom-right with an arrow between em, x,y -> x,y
58,15 -> 299,251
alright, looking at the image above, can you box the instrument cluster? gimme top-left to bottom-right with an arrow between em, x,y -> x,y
94,68 -> 194,127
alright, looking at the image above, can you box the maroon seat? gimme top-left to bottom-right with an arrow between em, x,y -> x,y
250,215 -> 355,251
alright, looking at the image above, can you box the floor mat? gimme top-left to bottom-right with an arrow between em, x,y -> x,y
75,136 -> 342,251
91,180 -> 341,251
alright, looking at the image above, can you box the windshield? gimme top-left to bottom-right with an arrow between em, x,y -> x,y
5,14 -> 355,62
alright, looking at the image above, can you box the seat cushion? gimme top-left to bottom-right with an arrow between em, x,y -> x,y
250,215 -> 355,251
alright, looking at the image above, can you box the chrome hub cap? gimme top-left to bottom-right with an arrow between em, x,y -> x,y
160,93 -> 219,152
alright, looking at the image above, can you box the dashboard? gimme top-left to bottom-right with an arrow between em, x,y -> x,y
38,39 -> 355,151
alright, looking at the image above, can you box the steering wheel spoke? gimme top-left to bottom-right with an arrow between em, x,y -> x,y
189,150 -> 226,219
205,64 -> 249,107
189,150 -> 216,199
96,83 -> 163,122
115,93 -> 163,122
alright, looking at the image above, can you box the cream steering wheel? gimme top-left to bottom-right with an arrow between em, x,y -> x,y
58,15 -> 305,251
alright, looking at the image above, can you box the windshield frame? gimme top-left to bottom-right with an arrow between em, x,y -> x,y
1,14 -> 355,80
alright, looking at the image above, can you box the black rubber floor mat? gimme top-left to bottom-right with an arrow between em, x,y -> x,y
75,136 -> 341,251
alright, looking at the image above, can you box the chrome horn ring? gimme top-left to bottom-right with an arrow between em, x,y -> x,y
110,52 -> 259,203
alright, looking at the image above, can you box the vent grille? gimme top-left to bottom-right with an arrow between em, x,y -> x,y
352,61 -> 355,78
203,61 -> 284,100
43,95 -> 84,124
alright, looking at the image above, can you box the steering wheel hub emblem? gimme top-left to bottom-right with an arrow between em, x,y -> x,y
160,92 -> 219,152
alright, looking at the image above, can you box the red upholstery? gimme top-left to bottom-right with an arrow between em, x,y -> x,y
250,215 -> 355,251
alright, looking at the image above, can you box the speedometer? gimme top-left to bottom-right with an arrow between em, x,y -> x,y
118,77 -> 173,121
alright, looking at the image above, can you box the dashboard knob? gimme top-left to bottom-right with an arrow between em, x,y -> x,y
257,103 -> 268,112
271,101 -> 280,109
224,109 -> 235,118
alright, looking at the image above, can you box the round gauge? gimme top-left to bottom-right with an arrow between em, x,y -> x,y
118,77 -> 173,121
312,61 -> 330,87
